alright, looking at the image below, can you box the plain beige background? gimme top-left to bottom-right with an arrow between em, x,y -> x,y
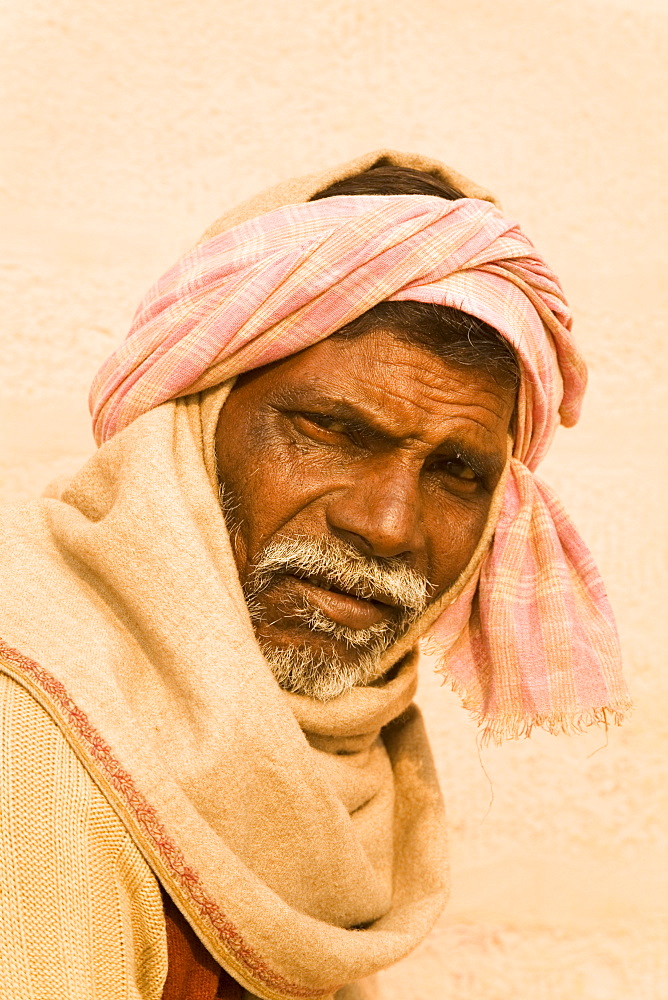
1,1 -> 667,997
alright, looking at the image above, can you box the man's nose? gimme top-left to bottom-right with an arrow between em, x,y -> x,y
325,461 -> 424,561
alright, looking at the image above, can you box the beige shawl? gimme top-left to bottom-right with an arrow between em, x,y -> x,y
0,368 -> 502,998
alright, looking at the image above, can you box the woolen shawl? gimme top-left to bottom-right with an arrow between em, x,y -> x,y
0,380 -> 478,999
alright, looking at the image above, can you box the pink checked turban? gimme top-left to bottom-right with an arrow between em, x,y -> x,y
90,176 -> 630,740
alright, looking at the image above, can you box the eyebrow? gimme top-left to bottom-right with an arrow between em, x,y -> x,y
279,390 -> 507,480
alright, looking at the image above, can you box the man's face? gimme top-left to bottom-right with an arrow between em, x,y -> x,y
215,328 -> 515,699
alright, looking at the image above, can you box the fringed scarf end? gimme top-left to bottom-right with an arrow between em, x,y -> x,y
472,703 -> 633,747
427,652 -> 632,745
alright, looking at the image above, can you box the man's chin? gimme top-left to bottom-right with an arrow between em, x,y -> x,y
258,634 -> 387,701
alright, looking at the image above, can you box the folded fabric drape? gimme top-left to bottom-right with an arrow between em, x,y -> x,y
89,186 -> 629,741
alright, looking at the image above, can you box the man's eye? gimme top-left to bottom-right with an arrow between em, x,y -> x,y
293,413 -> 350,439
451,462 -> 477,481
432,459 -> 478,482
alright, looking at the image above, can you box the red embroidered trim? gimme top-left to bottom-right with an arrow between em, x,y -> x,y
0,638 -> 327,1000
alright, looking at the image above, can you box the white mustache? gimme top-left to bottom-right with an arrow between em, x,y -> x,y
243,534 -> 430,618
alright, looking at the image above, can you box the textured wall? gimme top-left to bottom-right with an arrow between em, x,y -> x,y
1,1 -> 667,997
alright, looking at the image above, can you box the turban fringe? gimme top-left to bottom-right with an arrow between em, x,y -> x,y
90,195 -> 630,740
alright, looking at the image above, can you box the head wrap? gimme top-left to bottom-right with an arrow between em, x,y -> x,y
89,152 -> 629,741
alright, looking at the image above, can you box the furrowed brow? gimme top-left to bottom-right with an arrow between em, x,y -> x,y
278,388 -> 508,477
282,392 -> 396,444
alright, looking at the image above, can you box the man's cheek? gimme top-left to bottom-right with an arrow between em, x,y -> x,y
236,469 -> 311,559
427,501 -> 490,592
249,446 -> 337,524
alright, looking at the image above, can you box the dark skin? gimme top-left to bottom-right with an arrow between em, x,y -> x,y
215,328 -> 515,667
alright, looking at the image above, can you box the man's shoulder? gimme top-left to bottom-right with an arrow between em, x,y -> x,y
0,670 -> 168,999
0,669 -> 148,878
0,669 -> 120,838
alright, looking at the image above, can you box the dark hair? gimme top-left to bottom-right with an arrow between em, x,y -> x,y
310,162 -> 467,202
311,164 -> 520,392
331,301 -> 519,391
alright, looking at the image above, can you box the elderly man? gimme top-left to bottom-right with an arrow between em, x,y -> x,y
0,151 -> 629,1000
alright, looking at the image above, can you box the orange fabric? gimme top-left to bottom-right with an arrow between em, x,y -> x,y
162,890 -> 242,1000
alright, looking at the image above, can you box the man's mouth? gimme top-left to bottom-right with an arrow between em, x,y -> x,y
240,534 -> 429,641
285,572 -> 397,629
